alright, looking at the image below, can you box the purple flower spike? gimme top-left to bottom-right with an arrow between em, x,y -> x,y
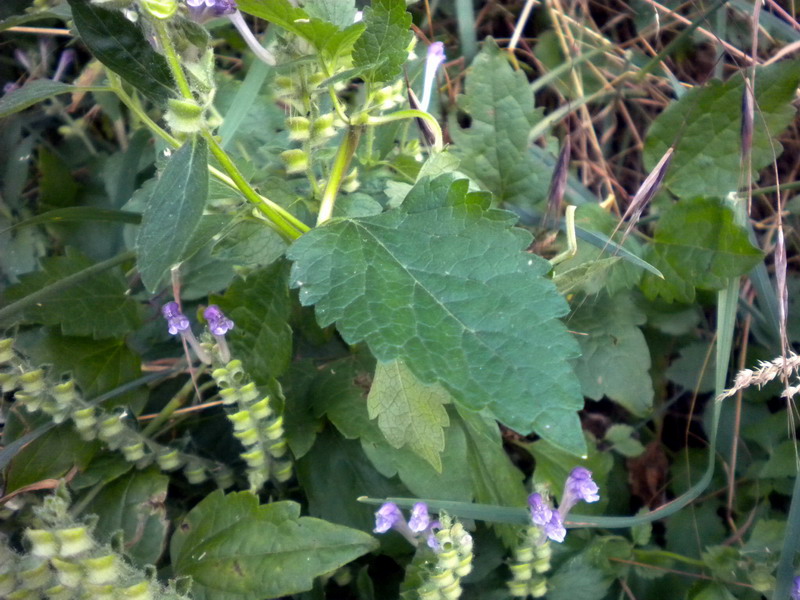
204,305 -> 234,336
793,576 -> 800,600
408,502 -> 431,533
162,302 -> 190,335
560,467 -> 600,518
374,502 -> 403,533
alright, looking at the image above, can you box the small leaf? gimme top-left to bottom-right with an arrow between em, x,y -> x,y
136,137 -> 209,292
643,196 -> 763,294
67,0 -> 174,105
547,552 -> 612,600
604,424 -> 645,458
451,39 -> 550,208
84,468 -> 169,567
288,175 -> 585,455
644,60 -> 800,199
352,0 -> 412,83
171,491 -> 378,600
0,80 -> 75,118
367,359 -> 450,472
212,262 -> 293,384
3,249 -> 141,339
569,291 -> 653,416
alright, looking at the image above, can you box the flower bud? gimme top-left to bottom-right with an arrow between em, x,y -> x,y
0,372 -> 17,393
120,581 -> 153,600
225,359 -> 244,380
214,466 -> 235,489
18,370 -> 46,394
0,338 -> 15,364
239,382 -> 259,403
240,448 -> 266,468
275,76 -> 295,95
233,427 -> 259,447
0,573 -> 16,596
19,559 -> 49,589
51,556 -> 83,587
165,98 -> 205,134
308,72 -> 327,88
250,398 -> 272,420
509,562 -> 532,581
268,439 -> 287,458
156,449 -> 183,471
55,527 -> 93,557
514,544 -> 534,563
184,463 -> 208,484
122,442 -> 146,462
280,149 -> 309,174
16,391 -> 42,412
219,387 -> 240,405
51,381 -> 78,406
287,117 -> 310,141
228,410 -> 255,432
273,461 -> 293,482
25,529 -> 58,558
81,554 -> 118,585
312,113 -> 336,141
263,416 -> 284,440
374,86 -> 396,110
84,583 -> 115,599
342,167 -> 360,193
140,0 -> 178,19
437,549 -> 459,570
418,586 -> 440,600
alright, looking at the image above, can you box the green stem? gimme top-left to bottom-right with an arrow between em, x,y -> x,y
633,549 -> 706,569
141,377 -> 202,437
317,126 -> 363,225
366,110 -> 444,152
152,18 -> 193,100
202,130 -> 308,239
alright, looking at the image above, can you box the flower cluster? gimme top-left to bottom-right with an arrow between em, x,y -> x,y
161,302 -> 233,363
529,466 -> 599,544
374,503 -> 473,600
0,493 -> 189,599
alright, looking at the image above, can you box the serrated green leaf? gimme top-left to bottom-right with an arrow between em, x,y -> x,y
644,196 -> 763,293
451,39 -> 549,208
640,244 -> 696,303
548,553 -> 612,600
569,292 -> 653,416
665,341 -> 716,393
352,0 -> 412,83
3,249 -> 140,339
84,468 -> 169,567
303,0 -> 357,28
644,60 -> 800,199
136,137 -> 209,292
237,0 -> 364,64
288,175 -> 585,455
170,491 -> 378,600
212,221 -> 287,268
67,0 -> 174,105
367,359 -> 450,472
457,408 -> 527,548
0,80 -> 76,119
212,262 -> 292,384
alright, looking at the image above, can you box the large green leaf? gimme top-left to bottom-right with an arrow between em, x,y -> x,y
136,137 -> 209,292
84,468 -> 169,567
644,60 -> 800,199
367,359 -> 450,472
67,0 -> 174,105
568,292 -> 653,416
641,196 -> 763,300
451,40 -> 549,208
352,0 -> 412,83
288,175 -> 585,455
2,249 -> 140,339
0,80 -> 76,118
236,0 -> 364,64
212,262 -> 291,384
170,491 -> 378,600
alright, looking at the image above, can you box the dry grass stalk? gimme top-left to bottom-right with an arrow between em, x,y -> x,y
718,353 -> 800,401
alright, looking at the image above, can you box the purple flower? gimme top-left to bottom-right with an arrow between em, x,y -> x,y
186,0 -> 237,19
420,42 -> 446,112
559,467 -> 600,517
162,302 -> 190,335
793,576 -> 800,600
204,305 -> 234,336
374,502 -> 402,533
528,493 -> 565,543
408,502 -> 431,533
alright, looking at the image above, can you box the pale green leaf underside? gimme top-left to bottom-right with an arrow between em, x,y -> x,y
288,175 -> 586,456
352,0 -> 412,83
171,491 -> 377,600
367,359 -> 451,472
